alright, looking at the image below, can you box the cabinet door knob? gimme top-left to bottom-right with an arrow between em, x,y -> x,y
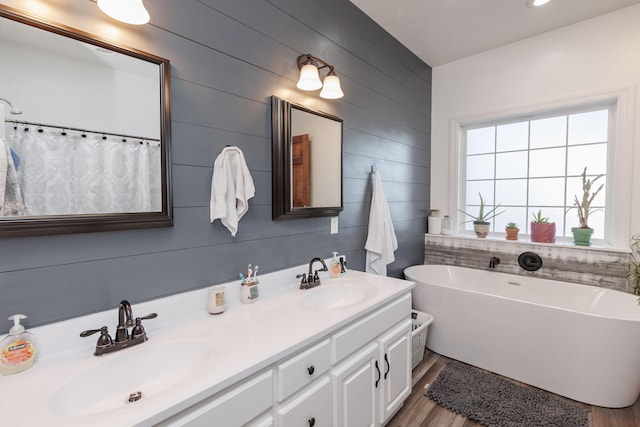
308,417 -> 316,427
307,365 -> 315,375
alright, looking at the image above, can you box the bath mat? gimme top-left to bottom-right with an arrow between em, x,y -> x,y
425,361 -> 590,427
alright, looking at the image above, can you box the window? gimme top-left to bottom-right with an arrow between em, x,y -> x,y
460,102 -> 613,241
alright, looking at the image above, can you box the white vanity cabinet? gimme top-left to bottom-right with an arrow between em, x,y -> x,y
156,292 -> 412,427
331,295 -> 412,427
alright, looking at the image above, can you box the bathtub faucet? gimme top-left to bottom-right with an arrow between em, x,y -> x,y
489,257 -> 500,269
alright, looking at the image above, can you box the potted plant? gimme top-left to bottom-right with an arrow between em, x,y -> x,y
530,210 -> 556,243
458,193 -> 504,238
505,222 -> 519,241
569,167 -> 604,246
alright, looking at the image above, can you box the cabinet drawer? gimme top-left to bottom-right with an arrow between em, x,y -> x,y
277,339 -> 331,401
277,376 -> 331,427
332,293 -> 411,364
157,370 -> 273,426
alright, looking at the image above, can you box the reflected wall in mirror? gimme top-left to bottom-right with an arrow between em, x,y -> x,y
272,96 -> 343,219
0,5 -> 172,237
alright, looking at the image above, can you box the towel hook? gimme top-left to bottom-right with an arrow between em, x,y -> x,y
370,165 -> 376,174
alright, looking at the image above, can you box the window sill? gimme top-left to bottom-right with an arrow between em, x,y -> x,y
425,233 -> 630,254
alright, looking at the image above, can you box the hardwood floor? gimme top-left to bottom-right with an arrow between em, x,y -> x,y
388,350 -> 640,427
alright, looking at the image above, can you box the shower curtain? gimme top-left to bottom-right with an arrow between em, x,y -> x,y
10,128 -> 161,216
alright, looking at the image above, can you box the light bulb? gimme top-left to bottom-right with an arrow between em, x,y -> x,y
525,0 -> 551,7
98,0 -> 150,25
297,63 -> 323,91
319,71 -> 344,99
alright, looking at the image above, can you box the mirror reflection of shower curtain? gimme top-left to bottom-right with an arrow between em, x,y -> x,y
10,128 -> 161,215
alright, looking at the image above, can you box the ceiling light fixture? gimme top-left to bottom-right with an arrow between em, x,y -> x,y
296,54 -> 344,99
525,0 -> 551,7
97,0 -> 150,25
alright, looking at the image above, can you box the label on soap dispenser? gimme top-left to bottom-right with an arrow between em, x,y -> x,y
1,339 -> 35,365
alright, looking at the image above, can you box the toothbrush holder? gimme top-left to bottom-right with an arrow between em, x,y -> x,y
240,279 -> 259,304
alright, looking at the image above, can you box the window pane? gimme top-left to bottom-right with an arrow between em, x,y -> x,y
529,147 -> 566,177
529,178 -> 565,206
530,116 -> 566,148
461,102 -> 612,242
467,154 -> 494,180
467,127 -> 495,155
567,143 -> 607,176
568,109 -> 608,145
495,206 -> 526,232
566,176 -> 606,208
496,151 -> 528,179
465,182 -> 494,205
497,122 -> 529,152
495,179 -> 527,205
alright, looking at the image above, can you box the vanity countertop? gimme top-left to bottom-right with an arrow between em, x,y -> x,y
0,265 -> 414,426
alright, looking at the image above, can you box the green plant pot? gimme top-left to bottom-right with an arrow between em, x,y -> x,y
571,227 -> 594,246
473,221 -> 490,238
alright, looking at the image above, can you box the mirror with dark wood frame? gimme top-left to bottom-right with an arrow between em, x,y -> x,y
0,5 -> 172,237
271,96 -> 343,219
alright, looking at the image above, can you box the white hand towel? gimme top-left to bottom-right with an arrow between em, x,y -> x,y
210,146 -> 255,237
0,138 -> 27,216
365,171 -> 398,275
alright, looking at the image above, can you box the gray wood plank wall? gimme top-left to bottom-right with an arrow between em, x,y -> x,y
0,0 -> 431,332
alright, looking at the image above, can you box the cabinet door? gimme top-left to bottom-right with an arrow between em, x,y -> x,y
332,343 -> 379,427
379,320 -> 412,424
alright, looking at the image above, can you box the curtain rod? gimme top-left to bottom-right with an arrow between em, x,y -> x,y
4,119 -> 160,142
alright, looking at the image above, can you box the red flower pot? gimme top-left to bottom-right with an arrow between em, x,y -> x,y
530,222 -> 556,243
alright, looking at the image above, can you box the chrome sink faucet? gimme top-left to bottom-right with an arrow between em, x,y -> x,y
296,257 -> 328,289
80,300 -> 157,356
115,300 -> 133,343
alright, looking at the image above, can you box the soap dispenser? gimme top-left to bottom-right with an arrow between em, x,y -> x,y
329,252 -> 341,279
0,314 -> 38,376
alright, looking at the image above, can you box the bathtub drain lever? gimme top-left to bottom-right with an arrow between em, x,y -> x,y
489,257 -> 500,269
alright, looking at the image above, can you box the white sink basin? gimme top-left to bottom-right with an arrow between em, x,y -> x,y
299,279 -> 377,310
49,341 -> 212,416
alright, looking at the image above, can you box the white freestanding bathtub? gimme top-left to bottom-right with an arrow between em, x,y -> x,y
404,264 -> 640,408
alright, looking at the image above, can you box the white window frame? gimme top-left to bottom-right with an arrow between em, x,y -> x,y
448,87 -> 635,249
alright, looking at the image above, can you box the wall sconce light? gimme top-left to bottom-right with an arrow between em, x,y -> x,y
296,54 -> 344,99
98,0 -> 150,25
525,0 -> 551,7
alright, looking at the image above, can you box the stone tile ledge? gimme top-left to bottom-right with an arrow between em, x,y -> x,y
423,234 -> 630,292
